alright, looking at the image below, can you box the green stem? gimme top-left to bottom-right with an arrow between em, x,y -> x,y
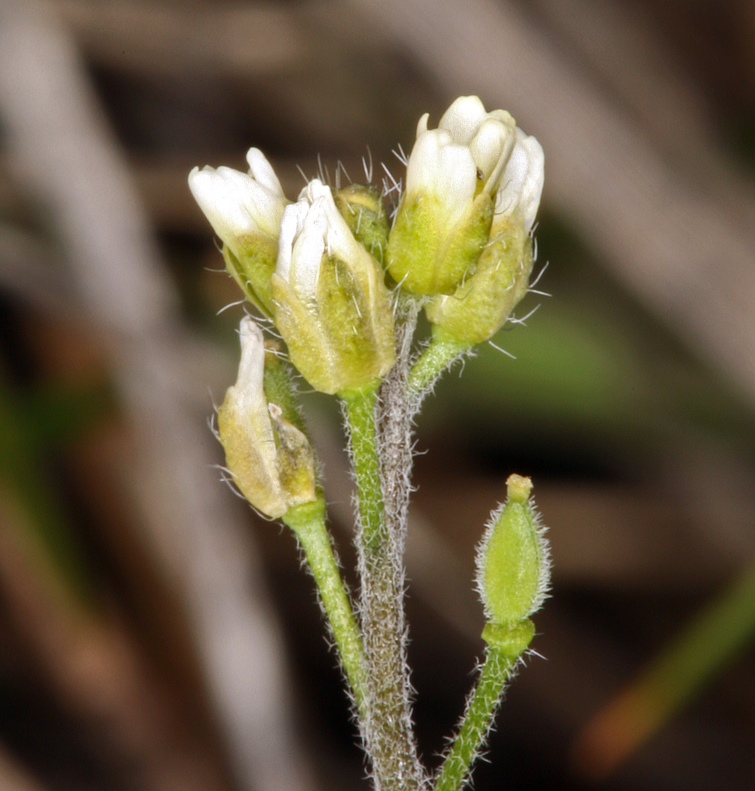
407,326 -> 471,402
284,498 -> 366,716
340,381 -> 384,551
434,644 -> 518,791
340,380 -> 424,791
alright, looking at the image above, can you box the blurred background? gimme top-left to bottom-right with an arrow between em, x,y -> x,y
1,0 -> 755,789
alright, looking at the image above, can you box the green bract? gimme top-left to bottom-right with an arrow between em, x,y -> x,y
272,179 -> 396,395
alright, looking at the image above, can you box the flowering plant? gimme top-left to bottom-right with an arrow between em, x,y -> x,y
191,96 -> 549,791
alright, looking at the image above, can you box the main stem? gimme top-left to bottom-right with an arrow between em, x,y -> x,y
341,376 -> 423,791
433,645 -> 515,791
283,499 -> 366,718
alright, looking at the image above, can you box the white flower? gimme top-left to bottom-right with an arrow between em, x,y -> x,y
188,147 -> 287,259
276,180 -> 372,301
408,96 -> 517,227
189,148 -> 288,316
218,317 -> 316,519
386,96 -> 518,295
423,118 -> 545,346
271,180 -> 395,394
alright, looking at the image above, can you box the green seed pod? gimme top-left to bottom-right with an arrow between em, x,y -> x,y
333,183 -> 390,266
476,474 -> 550,629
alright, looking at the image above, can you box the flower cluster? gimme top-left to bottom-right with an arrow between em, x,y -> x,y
190,95 -> 544,519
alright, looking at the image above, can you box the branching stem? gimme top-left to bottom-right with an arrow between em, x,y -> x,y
407,327 -> 470,404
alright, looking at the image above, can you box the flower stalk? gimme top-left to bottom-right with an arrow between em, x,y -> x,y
433,645 -> 518,791
283,498 -> 367,716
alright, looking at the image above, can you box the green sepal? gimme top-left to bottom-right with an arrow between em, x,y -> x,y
424,218 -> 533,345
334,184 -> 390,266
386,192 -> 494,295
262,342 -> 308,436
223,238 -> 277,318
482,619 -> 535,659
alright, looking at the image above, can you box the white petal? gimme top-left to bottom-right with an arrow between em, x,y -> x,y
290,200 -> 327,300
189,166 -> 256,243
276,200 -> 308,283
469,117 -> 515,188
406,130 -> 477,225
438,95 -> 488,145
314,182 -> 366,265
416,112 -> 429,138
494,131 -> 544,234
298,178 -> 332,204
489,109 -> 516,127
189,164 -> 285,246
246,147 -> 285,199
518,135 -> 545,233
236,316 -> 267,401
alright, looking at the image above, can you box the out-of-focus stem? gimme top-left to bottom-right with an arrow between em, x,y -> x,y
572,557 -> 755,780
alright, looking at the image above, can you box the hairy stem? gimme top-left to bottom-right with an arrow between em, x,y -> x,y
284,498 -> 366,717
433,644 -> 517,791
407,326 -> 471,405
341,372 -> 423,791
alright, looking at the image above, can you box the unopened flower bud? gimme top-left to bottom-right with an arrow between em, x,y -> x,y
333,183 -> 390,266
425,130 -> 544,345
476,475 -> 550,653
272,180 -> 396,395
189,148 -> 288,317
386,96 -> 517,295
218,317 -> 316,519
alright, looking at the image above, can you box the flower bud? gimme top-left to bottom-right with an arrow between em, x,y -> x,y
386,96 -> 517,295
271,180 -> 396,395
476,475 -> 550,636
189,148 -> 288,317
424,130 -> 544,345
333,183 -> 390,266
218,317 -> 316,519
